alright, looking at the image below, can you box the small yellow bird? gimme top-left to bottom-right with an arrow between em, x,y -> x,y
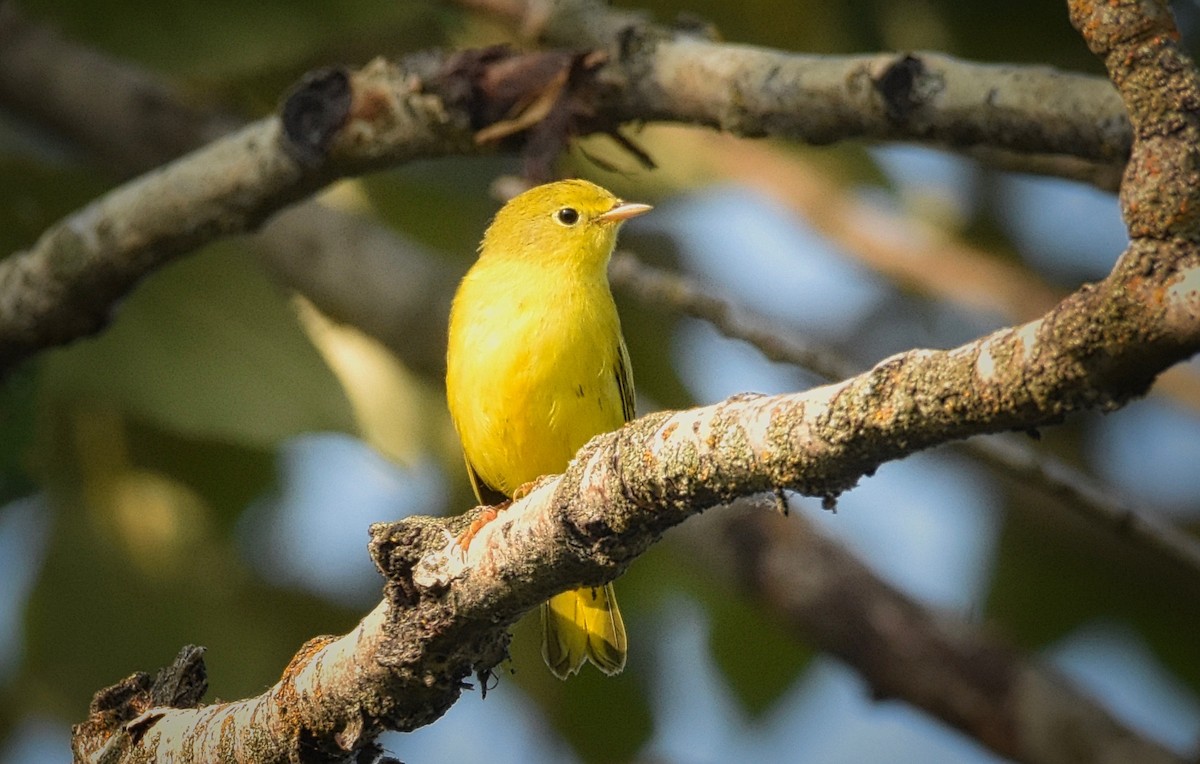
446,179 -> 651,679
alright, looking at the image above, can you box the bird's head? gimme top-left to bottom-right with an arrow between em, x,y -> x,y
479,179 -> 652,273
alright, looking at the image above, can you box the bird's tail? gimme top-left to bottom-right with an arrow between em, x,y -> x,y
541,583 -> 627,679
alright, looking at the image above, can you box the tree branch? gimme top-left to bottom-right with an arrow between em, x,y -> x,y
255,201 -> 457,379
0,55 -> 471,377
456,0 -> 1131,188
38,0 -> 1200,760
680,503 -> 1184,764
4,7 -> 1193,566
76,101 -> 1200,757
611,252 -> 1200,579
75,281 -> 1195,760
0,0 -> 1143,375
0,4 -> 459,379
0,4 -> 237,173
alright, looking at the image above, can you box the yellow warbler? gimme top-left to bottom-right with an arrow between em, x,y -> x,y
446,179 -> 651,678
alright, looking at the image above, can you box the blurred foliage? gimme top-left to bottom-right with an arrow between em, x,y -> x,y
0,158 -> 111,254
0,369 -> 38,505
988,479 -> 1200,691
509,606 -> 654,761
616,0 -> 1102,69
24,445 -> 358,711
361,159 -> 518,263
704,578 -> 816,717
648,541 -> 816,717
17,0 -> 447,78
13,235 -> 362,719
37,243 -> 356,448
2,0 -> 1199,762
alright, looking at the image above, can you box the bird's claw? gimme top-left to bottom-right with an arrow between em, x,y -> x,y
456,501 -> 510,552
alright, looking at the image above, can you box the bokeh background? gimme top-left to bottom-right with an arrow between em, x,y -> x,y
2,0 -> 1199,761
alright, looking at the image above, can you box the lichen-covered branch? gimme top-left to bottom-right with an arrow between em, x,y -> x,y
611,252 -> 1200,577
0,5 -> 459,379
42,0 -> 1200,760
75,271 -> 1196,760
0,0 -> 1138,375
74,605 -> 407,763
77,106 -> 1200,759
456,0 -> 1130,188
0,55 -> 472,376
3,7 -> 1192,566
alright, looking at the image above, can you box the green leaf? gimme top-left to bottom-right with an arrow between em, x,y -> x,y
124,417 -> 279,532
360,161 -> 513,260
40,243 -> 356,448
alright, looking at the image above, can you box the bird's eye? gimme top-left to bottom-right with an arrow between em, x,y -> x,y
554,207 -> 580,226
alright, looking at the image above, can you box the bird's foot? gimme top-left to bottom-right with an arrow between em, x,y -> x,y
455,480 -> 538,552
511,480 -> 538,502
456,501 -> 510,552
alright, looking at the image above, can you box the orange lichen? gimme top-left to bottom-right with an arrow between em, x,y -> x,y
283,635 -> 338,679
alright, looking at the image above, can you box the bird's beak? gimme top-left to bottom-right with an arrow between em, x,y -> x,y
598,202 -> 653,223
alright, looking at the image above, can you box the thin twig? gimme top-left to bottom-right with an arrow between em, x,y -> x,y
610,252 -> 856,380
966,434 -> 1200,573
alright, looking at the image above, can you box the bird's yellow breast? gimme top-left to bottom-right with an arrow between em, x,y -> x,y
446,257 -> 626,497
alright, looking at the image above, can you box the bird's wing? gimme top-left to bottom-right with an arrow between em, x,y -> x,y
464,454 -> 509,506
615,338 -> 636,424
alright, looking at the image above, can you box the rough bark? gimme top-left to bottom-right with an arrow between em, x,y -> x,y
74,215 -> 1199,760
0,0 -> 1139,375
23,0 -> 1200,760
